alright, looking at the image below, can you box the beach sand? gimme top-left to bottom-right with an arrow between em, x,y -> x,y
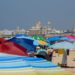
53,50 -> 75,75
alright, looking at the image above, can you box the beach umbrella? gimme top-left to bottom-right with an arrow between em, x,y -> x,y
0,53 -> 45,62
38,40 -> 47,45
46,43 -> 51,46
32,35 -> 46,41
0,53 -> 71,75
51,41 -> 75,50
15,34 -> 28,37
46,36 -> 62,42
64,34 -> 75,40
72,42 -> 75,46
15,34 -> 39,46
15,35 -> 39,46
32,35 -> 47,45
0,41 -> 28,56
9,35 -> 39,52
59,37 -> 75,42
60,37 -> 72,41
0,38 -> 6,43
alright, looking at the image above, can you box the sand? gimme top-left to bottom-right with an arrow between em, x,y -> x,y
52,50 -> 75,75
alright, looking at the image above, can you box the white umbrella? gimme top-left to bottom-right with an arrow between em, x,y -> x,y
51,41 -> 75,50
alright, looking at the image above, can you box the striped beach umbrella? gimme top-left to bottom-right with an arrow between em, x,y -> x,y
9,35 -> 39,52
0,53 -> 71,75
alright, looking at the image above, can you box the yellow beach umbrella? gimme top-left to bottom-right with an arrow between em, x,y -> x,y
38,40 -> 47,45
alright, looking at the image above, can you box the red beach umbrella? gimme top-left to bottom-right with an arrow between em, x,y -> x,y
0,41 -> 28,56
64,34 -> 75,40
0,38 -> 6,43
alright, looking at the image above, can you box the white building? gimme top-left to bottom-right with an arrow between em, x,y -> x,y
28,21 -> 61,35
14,27 -> 26,34
2,29 -> 13,35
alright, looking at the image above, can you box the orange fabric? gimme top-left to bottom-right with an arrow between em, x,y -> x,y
38,40 -> 47,45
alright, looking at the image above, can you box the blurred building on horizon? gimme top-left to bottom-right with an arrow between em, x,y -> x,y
28,21 -> 62,36
1,21 -> 75,38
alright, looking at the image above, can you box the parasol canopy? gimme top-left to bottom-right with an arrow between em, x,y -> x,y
0,53 -> 71,75
51,41 -> 75,50
32,35 -> 46,41
0,41 -> 28,56
9,35 -> 39,52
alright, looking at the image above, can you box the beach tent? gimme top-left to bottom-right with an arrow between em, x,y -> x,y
9,35 -> 39,52
0,53 -> 71,75
0,41 -> 28,56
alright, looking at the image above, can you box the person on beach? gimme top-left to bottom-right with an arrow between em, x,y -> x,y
67,49 -> 69,56
35,46 -> 48,59
47,47 -> 54,61
28,52 -> 35,57
61,50 -> 67,67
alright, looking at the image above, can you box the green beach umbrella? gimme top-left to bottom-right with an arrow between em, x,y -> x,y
32,35 -> 46,41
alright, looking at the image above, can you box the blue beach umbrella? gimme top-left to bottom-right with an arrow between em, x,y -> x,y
0,53 -> 60,70
15,34 -> 39,46
46,36 -> 62,42
60,37 -> 70,41
15,34 -> 28,37
60,37 -> 75,41
0,53 -> 45,62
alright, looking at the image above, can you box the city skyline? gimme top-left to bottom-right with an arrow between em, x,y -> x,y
0,0 -> 75,30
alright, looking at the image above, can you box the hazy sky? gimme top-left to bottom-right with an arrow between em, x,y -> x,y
0,0 -> 75,30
